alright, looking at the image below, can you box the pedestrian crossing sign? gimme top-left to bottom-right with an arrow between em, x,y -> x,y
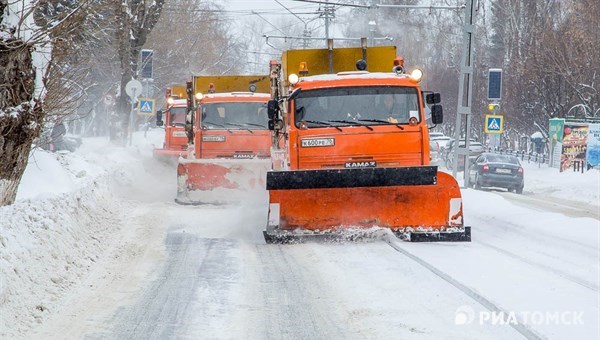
137,98 -> 155,116
485,114 -> 504,134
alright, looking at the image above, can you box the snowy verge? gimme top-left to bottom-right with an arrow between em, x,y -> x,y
0,130 -> 170,339
0,173 -> 124,339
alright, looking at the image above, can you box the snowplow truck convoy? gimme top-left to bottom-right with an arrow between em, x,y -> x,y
175,75 -> 272,205
264,45 -> 471,242
153,84 -> 190,161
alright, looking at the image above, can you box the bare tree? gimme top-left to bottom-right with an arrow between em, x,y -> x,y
111,0 -> 165,144
0,1 -> 51,206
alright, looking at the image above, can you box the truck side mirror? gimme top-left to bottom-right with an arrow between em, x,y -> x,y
267,100 -> 279,120
156,110 -> 163,126
267,99 -> 280,131
426,93 -> 441,104
431,105 -> 443,124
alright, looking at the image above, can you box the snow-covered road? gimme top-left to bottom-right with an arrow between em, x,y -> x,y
3,131 -> 598,339
31,192 -> 598,340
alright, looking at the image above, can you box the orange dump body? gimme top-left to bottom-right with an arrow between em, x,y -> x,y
153,99 -> 189,162
265,73 -> 469,241
176,93 -> 272,205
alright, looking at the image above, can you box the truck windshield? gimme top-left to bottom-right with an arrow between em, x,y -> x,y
201,102 -> 268,129
169,107 -> 187,125
294,86 -> 420,128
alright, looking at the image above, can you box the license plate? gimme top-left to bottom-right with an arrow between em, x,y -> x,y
301,138 -> 335,147
202,135 -> 225,142
496,168 -> 511,174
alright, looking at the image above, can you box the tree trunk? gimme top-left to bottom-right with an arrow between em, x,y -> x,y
111,0 -> 165,145
0,39 -> 43,206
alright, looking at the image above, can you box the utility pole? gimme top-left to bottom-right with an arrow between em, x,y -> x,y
368,0 -> 378,46
317,2 -> 336,45
451,0 -> 476,187
274,0 -> 311,48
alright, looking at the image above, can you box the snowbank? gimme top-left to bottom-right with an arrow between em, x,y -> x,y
0,129 -> 170,339
521,162 -> 599,206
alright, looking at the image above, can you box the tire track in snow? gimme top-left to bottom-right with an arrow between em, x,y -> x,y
477,239 -> 599,292
100,233 -> 235,340
384,237 -> 544,340
251,244 -> 351,340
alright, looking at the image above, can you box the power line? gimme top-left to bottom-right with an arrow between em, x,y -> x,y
292,0 -> 371,9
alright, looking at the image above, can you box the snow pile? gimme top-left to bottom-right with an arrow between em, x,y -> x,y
522,162 -> 599,206
0,172 -> 123,338
0,129 -> 169,339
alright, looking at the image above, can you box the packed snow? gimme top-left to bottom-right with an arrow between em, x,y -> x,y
0,128 -> 598,339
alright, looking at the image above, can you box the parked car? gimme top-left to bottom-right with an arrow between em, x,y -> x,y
468,153 -> 524,193
431,135 -> 452,152
429,140 -> 442,166
429,132 -> 445,139
444,139 -> 485,170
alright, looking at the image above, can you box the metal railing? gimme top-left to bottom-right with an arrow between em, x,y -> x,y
489,148 -> 549,166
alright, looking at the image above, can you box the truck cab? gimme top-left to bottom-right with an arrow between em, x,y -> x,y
153,85 -> 191,161
194,92 -> 271,160
278,72 -> 436,171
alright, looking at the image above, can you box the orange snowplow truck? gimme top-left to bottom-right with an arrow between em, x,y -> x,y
264,44 -> 471,242
154,84 -> 189,161
175,75 -> 272,205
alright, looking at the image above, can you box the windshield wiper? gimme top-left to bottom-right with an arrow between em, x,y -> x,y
243,122 -> 267,129
358,119 -> 404,130
202,121 -> 233,133
304,120 -> 343,132
328,120 -> 374,131
225,122 -> 253,133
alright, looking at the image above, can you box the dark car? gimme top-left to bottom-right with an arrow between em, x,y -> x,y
468,153 -> 524,193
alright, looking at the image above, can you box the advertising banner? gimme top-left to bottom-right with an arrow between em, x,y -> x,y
560,124 -> 589,172
585,123 -> 600,168
549,118 -> 565,168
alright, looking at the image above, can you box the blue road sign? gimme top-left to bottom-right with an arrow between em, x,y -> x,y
485,114 -> 504,134
138,98 -> 155,116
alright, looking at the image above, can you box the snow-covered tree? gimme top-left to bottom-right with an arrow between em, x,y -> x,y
0,0 -> 51,206
111,0 -> 165,145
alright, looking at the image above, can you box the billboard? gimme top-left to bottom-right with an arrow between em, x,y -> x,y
586,124 -> 600,168
549,118 -> 565,168
560,124 -> 589,172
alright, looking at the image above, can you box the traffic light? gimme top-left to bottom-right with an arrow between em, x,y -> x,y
487,103 -> 500,114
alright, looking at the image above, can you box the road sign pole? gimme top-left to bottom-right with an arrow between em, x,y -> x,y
125,79 -> 143,146
129,88 -> 137,146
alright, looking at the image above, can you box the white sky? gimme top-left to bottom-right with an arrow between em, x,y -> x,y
224,0 -> 321,16
222,0 -> 355,72
223,0 -> 350,40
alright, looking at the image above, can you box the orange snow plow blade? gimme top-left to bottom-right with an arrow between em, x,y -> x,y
176,158 -> 270,205
264,167 -> 471,242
